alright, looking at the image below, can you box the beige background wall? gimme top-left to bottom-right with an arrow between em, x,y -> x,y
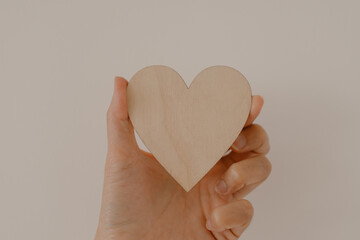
1,0 -> 359,239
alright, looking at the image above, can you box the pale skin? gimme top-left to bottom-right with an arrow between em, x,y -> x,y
95,77 -> 271,240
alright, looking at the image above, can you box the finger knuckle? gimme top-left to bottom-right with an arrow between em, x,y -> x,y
252,124 -> 268,139
228,164 -> 244,186
248,124 -> 271,154
264,141 -> 271,153
241,199 -> 254,221
210,207 -> 223,228
259,156 -> 272,180
251,123 -> 263,131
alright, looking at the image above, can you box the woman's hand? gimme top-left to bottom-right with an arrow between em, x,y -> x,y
95,77 -> 271,240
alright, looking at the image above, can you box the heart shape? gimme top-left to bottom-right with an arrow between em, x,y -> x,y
127,65 -> 252,191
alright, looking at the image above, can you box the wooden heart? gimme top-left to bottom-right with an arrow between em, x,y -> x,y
127,65 -> 252,191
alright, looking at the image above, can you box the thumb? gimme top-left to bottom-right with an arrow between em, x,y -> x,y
106,76 -> 139,158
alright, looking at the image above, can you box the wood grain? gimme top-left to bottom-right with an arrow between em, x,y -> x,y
127,65 -> 252,191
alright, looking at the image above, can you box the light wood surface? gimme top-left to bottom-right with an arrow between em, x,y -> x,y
127,65 -> 252,191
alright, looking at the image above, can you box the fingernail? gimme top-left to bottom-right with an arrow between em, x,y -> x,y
233,134 -> 246,151
215,179 -> 227,194
206,219 -> 212,230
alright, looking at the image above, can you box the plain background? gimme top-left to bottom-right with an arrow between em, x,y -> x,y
1,0 -> 359,239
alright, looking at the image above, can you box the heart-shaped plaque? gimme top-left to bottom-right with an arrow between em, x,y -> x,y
127,65 -> 252,191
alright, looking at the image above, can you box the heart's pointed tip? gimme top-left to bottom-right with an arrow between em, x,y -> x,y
179,181 -> 197,192
183,185 -> 192,193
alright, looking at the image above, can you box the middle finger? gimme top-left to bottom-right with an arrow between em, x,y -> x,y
215,155 -> 272,195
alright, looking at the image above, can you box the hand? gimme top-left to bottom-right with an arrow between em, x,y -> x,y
95,77 -> 271,240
